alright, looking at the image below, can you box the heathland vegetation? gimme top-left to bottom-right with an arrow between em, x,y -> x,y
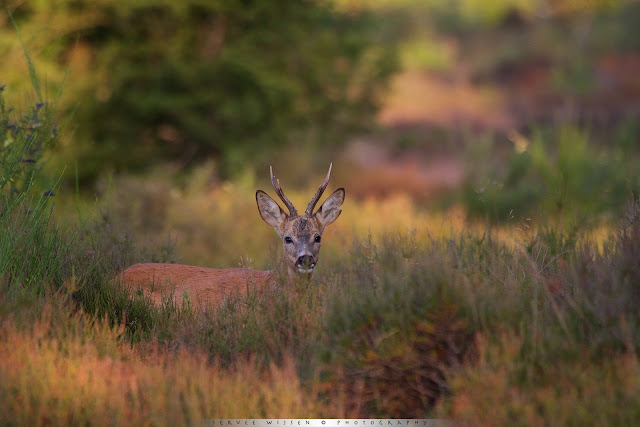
1,0 -> 640,423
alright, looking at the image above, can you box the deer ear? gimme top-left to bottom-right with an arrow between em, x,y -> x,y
315,188 -> 345,229
256,190 -> 287,228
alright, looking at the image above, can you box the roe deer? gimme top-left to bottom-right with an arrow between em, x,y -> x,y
118,164 -> 345,308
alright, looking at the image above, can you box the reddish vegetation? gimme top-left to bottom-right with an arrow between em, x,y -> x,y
343,139 -> 463,200
344,51 -> 640,201
378,70 -> 512,131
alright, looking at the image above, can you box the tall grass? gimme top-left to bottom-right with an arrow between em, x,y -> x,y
0,79 -> 331,421
3,37 -> 640,425
0,78 -> 160,342
33,133 -> 639,420
4,159 -> 640,422
0,293 -> 327,424
0,84 -> 67,296
87,197 -> 636,419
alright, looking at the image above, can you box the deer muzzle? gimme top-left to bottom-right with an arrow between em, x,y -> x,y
296,254 -> 316,274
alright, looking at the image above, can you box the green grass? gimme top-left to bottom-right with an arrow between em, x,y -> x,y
462,124 -> 640,224
0,86 -> 66,292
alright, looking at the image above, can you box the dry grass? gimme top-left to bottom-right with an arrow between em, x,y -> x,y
33,165 -> 640,423
0,295 -> 327,425
8,193 -> 640,422
54,163 -> 475,270
436,333 -> 640,426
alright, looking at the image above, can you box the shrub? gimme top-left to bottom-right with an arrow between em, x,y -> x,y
4,0 -> 399,183
463,125 -> 640,223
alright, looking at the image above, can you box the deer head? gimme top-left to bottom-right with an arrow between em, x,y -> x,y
256,164 -> 345,277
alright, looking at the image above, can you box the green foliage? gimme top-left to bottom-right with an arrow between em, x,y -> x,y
4,0 -> 398,183
0,87 -> 66,294
463,125 -> 640,223
0,92 -> 56,196
66,208 -> 181,343
0,80 -> 175,342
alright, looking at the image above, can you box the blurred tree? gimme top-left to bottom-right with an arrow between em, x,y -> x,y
1,0 -> 398,183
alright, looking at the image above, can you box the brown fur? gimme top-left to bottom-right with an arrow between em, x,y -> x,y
117,165 -> 344,310
118,263 -> 274,308
257,187 -> 345,276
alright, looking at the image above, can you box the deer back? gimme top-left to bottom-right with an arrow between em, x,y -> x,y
118,263 -> 274,308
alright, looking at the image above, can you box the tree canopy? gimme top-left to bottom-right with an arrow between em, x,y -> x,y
2,0 -> 398,182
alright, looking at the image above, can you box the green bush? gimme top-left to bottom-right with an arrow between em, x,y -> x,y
463,125 -> 640,223
4,1 -> 398,183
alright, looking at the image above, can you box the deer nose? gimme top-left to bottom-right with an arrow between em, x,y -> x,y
297,255 -> 314,266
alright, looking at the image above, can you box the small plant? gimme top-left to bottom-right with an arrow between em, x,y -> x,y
462,125 -> 640,223
0,90 -> 57,196
0,85 -> 65,294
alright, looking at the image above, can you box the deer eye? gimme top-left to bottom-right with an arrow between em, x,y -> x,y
314,235 -> 321,243
285,236 -> 293,244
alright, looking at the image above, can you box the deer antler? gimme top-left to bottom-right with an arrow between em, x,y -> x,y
270,166 -> 298,216
305,163 -> 332,216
